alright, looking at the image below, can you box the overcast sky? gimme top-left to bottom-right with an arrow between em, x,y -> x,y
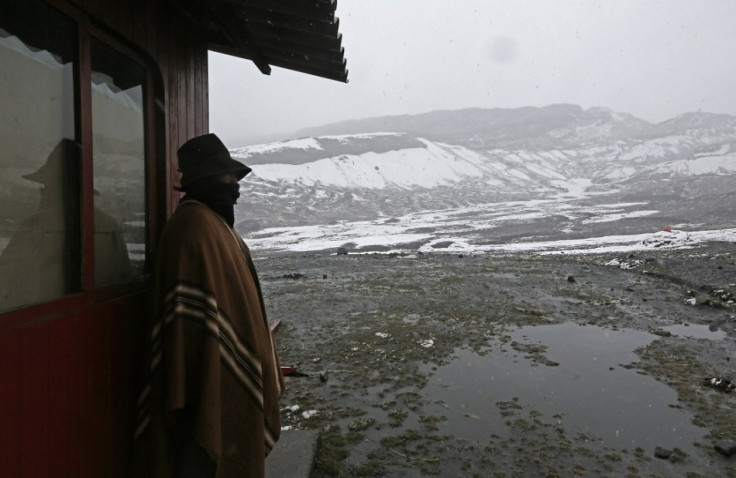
209,0 -> 736,148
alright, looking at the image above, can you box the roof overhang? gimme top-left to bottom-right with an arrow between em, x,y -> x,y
172,0 -> 348,83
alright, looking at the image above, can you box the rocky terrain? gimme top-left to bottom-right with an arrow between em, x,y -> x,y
233,105 -> 736,476
257,242 -> 736,477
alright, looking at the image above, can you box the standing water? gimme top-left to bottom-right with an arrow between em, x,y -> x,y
420,322 -> 711,450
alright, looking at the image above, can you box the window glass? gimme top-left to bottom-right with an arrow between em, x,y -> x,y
90,39 -> 147,286
0,1 -> 80,312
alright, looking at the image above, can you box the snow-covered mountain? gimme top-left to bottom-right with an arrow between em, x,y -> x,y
293,104 -> 655,149
231,105 -> 736,235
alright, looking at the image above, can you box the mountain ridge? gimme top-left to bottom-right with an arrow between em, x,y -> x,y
231,105 -> 736,233
289,104 -> 736,150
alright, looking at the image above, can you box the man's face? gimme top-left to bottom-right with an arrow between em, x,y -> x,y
217,173 -> 238,184
217,173 -> 240,204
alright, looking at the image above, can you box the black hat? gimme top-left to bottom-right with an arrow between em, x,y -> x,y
177,133 -> 251,187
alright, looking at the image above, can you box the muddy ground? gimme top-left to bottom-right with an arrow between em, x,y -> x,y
256,243 -> 736,477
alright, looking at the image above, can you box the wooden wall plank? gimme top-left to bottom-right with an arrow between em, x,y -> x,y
187,44 -> 196,140
46,316 -> 86,475
176,40 -> 188,149
197,47 -> 208,135
0,332 -> 21,478
112,294 -> 151,476
19,325 -> 50,477
84,311 -> 113,477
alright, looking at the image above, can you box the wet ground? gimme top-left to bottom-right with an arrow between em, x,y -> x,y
256,243 -> 736,477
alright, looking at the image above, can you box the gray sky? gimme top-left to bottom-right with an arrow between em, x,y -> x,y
209,0 -> 736,148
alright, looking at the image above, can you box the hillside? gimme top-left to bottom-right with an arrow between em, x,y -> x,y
231,106 -> 736,238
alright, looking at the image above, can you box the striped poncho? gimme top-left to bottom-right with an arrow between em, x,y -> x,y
134,201 -> 283,477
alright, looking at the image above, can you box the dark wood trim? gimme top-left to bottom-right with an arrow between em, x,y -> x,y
237,6 -> 340,36
247,22 -> 343,51
0,294 -> 88,334
177,0 -> 348,82
232,0 -> 336,24
78,15 -> 95,294
212,44 -> 348,83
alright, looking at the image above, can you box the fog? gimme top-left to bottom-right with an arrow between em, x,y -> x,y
209,0 -> 736,148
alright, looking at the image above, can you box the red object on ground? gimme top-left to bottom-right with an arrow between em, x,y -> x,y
663,226 -> 672,232
281,366 -> 296,376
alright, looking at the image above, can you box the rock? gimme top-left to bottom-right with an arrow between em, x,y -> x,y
567,275 -> 575,283
715,440 -> 736,457
651,329 -> 673,338
336,247 -> 348,255
703,377 -> 736,393
654,447 -> 673,459
281,273 -> 305,279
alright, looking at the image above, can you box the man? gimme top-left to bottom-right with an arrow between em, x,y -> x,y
134,133 -> 283,478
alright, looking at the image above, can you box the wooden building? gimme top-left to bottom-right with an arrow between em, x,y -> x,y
0,1 -> 347,476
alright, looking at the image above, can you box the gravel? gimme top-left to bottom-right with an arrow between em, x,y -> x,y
257,242 -> 736,477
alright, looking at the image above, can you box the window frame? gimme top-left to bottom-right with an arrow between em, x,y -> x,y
0,0 -> 160,330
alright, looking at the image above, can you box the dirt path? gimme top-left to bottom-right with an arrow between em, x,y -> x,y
256,244 -> 736,477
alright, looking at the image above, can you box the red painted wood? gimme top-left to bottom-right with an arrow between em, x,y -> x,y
20,324 -> 50,477
51,315 -> 90,475
1,297 -> 151,477
0,332 -> 21,478
84,309 -> 113,477
1,1 -> 212,475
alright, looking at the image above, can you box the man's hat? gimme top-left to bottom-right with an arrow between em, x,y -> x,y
177,133 -> 251,187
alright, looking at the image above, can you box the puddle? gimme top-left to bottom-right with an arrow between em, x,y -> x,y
420,322 -> 706,450
662,323 -> 726,340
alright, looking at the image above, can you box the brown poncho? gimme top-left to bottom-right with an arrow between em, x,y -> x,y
134,201 -> 283,477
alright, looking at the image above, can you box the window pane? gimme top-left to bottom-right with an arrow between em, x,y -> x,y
90,39 -> 147,287
0,1 -> 80,312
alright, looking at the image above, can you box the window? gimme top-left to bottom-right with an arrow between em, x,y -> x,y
0,0 -> 152,313
91,39 -> 146,286
0,1 -> 80,311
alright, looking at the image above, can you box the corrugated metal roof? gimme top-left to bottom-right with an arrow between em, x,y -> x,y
173,0 -> 348,83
